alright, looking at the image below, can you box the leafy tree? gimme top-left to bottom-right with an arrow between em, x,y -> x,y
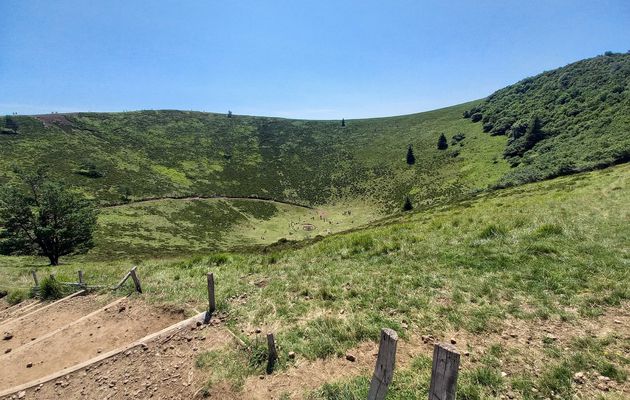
341,118 -> 345,127
227,110 -> 233,118
437,133 -> 448,150
0,170 -> 98,265
406,145 -> 416,165
402,196 -> 413,211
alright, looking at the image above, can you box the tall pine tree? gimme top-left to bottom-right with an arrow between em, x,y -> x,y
437,133 -> 448,150
406,145 -> 416,165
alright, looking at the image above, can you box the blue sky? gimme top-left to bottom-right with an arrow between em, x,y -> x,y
1,0 -> 629,119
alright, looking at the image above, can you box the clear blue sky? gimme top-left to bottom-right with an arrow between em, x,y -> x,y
1,0 -> 629,119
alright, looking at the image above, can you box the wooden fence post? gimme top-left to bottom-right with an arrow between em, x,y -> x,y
31,271 -> 39,287
367,328 -> 398,400
266,333 -> 278,374
428,343 -> 460,400
203,273 -> 216,324
78,270 -> 84,286
129,267 -> 142,293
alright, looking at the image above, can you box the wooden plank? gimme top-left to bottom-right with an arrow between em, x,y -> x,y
112,271 -> 132,291
0,312 -> 207,398
129,267 -> 142,293
266,333 -> 278,374
368,328 -> 398,400
0,290 -> 85,332
428,343 -> 460,400
2,296 -> 127,354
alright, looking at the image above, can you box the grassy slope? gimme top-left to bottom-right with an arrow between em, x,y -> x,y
94,198 -> 379,259
0,101 -> 507,209
1,163 -> 627,398
0,101 -> 510,257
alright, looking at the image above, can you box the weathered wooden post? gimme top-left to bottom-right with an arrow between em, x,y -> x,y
367,328 -> 398,400
31,270 -> 39,287
78,270 -> 84,286
203,273 -> 216,324
428,343 -> 460,400
266,333 -> 278,374
129,266 -> 142,293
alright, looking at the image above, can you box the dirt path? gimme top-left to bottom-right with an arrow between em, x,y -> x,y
0,297 -> 182,391
0,300 -> 42,324
0,294 -> 112,354
105,195 -> 313,210
2,322 -> 233,399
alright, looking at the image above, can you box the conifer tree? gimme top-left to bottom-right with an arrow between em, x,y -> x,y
406,145 -> 416,165
403,196 -> 413,211
437,133 -> 448,150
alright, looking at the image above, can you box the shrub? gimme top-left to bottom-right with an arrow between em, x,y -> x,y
6,289 -> 28,305
39,276 -> 64,300
402,196 -> 413,211
437,133 -> 448,150
470,113 -> 483,123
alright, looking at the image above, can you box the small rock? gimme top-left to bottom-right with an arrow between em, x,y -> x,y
118,306 -> 126,313
288,351 -> 296,359
259,375 -> 265,380
501,371 -> 508,378
573,372 -> 585,384
255,328 -> 262,334
4,348 -> 11,354
345,353 -> 356,362
613,319 -> 621,324
463,351 -> 470,356
3,332 -> 13,340
196,321 -> 202,327
26,362 -> 33,368
450,338 -> 457,345
17,391 -> 26,399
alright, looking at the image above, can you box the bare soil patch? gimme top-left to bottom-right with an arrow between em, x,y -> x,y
0,300 -> 42,324
2,321 -> 232,399
0,294 -> 112,354
0,297 -> 182,391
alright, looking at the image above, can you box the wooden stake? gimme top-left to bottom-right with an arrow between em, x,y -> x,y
428,343 -> 460,400
129,267 -> 142,293
368,328 -> 398,400
78,270 -> 84,286
31,271 -> 39,287
204,273 -> 215,324
266,333 -> 278,374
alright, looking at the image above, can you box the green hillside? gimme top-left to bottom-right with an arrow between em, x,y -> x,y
2,163 -> 628,399
0,101 -> 506,209
0,53 -> 629,258
465,52 -> 630,187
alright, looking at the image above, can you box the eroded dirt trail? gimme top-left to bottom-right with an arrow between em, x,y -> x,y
0,294 -> 111,354
2,322 -> 232,399
0,297 -> 182,391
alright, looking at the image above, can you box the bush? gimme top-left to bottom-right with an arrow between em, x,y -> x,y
6,289 -> 28,305
470,113 -> 483,123
39,276 -> 64,300
437,133 -> 448,150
